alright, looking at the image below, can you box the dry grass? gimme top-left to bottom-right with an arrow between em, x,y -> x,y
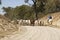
0,15 -> 20,38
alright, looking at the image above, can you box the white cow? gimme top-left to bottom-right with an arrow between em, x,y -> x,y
34,20 -> 44,26
17,20 -> 31,26
34,20 -> 41,26
22,20 -> 31,25
17,19 -> 23,25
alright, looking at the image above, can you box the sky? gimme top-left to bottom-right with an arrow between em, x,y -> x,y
0,0 -> 33,15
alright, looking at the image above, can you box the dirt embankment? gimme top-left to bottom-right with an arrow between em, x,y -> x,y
40,12 -> 60,26
0,15 -> 20,38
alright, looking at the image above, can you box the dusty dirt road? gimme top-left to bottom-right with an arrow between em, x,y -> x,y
1,26 -> 60,40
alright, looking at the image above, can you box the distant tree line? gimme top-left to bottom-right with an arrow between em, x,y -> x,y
2,0 -> 60,20
3,5 -> 35,20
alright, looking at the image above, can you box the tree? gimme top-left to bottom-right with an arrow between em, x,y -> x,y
25,0 -> 60,12
25,0 -> 38,20
14,5 -> 33,20
3,7 -> 14,20
3,0 -> 60,21
55,0 -> 60,11
3,5 -> 33,20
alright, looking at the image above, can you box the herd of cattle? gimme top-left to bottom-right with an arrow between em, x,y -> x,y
11,19 -> 52,26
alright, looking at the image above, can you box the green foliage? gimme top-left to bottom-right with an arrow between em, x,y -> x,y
2,0 -> 60,20
3,5 -> 35,20
24,0 -> 60,13
3,7 -> 14,20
